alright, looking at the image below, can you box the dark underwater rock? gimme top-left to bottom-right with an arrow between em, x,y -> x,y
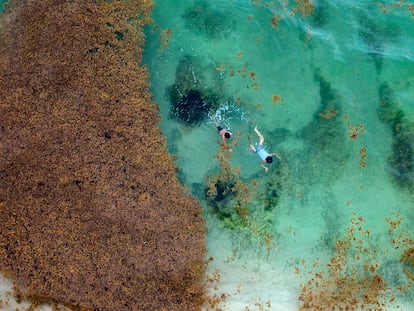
169,88 -> 209,125
167,56 -> 219,126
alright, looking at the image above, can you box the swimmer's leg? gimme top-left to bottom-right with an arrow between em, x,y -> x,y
254,126 -> 265,145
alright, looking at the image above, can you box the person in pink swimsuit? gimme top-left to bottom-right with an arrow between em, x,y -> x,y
249,126 -> 281,172
212,116 -> 232,144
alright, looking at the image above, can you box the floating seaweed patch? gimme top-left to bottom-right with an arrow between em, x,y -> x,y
291,0 -> 315,18
378,1 -> 414,19
0,1 -> 206,310
318,107 -> 336,119
402,248 -> 414,267
270,14 -> 283,28
272,94 -> 282,103
230,63 -> 260,90
359,147 -> 368,169
159,28 -> 172,50
385,214 -> 414,294
298,214 -> 394,311
345,117 -> 366,141
237,63 -> 249,78
204,268 -> 230,308
236,51 -> 243,59
215,63 -> 225,72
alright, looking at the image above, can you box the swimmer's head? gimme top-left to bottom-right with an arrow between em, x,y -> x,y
265,156 -> 273,164
224,132 -> 231,139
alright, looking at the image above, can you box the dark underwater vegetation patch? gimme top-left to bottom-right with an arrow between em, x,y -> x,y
377,82 -> 414,191
205,178 -> 239,226
315,70 -> 342,114
357,11 -> 401,74
377,259 -> 414,301
309,0 -> 329,28
378,82 -> 405,135
168,88 -> 209,125
166,55 -> 220,126
297,70 -> 348,186
357,11 -> 384,73
182,1 -> 236,39
388,132 -> 414,189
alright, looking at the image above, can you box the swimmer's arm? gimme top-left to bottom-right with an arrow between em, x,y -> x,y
221,134 -> 227,144
269,152 -> 282,160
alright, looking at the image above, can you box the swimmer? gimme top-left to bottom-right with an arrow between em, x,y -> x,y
212,116 -> 232,145
249,126 -> 281,172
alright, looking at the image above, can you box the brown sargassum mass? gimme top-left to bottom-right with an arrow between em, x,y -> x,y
0,0 -> 206,310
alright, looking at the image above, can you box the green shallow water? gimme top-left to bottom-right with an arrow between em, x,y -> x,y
143,1 -> 414,310
0,0 -> 7,10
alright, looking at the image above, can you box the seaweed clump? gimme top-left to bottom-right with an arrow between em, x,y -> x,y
0,1 -> 206,310
298,214 -> 393,311
386,215 -> 414,292
205,143 -> 251,229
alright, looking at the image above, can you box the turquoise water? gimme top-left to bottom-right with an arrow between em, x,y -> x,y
143,0 -> 414,310
0,0 -> 7,11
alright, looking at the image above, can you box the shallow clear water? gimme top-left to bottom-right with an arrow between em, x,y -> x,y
144,0 -> 414,310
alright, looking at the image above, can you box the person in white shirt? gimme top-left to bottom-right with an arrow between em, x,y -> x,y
249,126 -> 281,172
